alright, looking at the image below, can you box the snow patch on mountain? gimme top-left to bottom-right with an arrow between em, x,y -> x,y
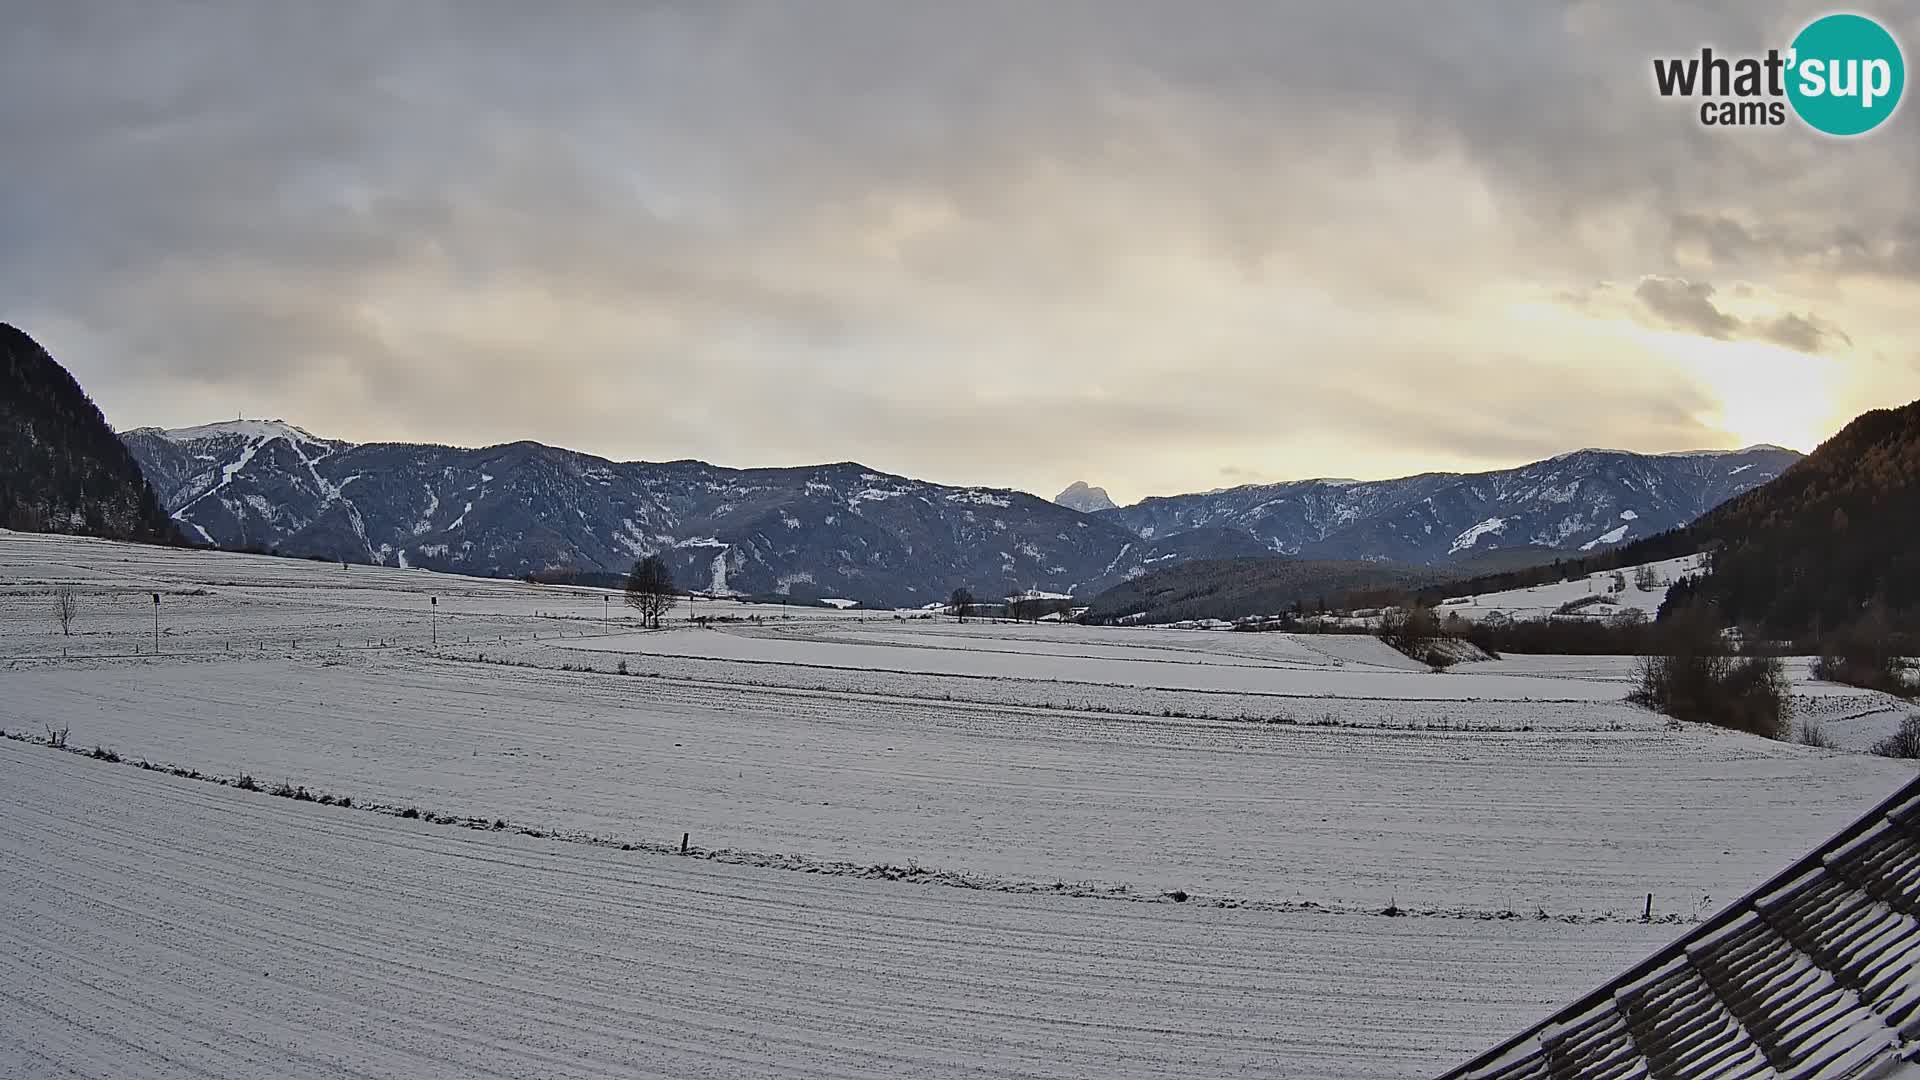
173,433 -> 269,520
411,489 -> 440,535
1580,524 -> 1631,550
134,419 -> 327,445
774,571 -> 816,595
1449,517 -> 1508,554
947,490 -> 1013,508
613,518 -> 648,556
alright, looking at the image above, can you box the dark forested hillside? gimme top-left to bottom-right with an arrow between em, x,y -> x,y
1663,398 -> 1920,636
0,323 -> 177,542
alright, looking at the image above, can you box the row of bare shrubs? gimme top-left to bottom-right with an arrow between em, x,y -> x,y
1381,599 -> 1794,739
1809,610 -> 1917,698
1807,714 -> 1920,758
1626,606 -> 1790,739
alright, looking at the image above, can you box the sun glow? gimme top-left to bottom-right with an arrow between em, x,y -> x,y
1650,332 -> 1843,452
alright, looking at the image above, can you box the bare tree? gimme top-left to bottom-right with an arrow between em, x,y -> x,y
54,589 -> 76,636
625,555 -> 678,629
1634,564 -> 1659,591
1379,604 -> 1449,666
1010,594 -> 1052,623
948,587 -> 974,622
1872,715 -> 1920,759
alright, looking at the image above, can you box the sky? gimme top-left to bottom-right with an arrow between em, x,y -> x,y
5,3 -> 1919,505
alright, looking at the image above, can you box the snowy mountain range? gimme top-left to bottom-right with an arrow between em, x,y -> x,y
1097,445 -> 1800,564
120,421 -> 1268,605
120,420 -> 1797,605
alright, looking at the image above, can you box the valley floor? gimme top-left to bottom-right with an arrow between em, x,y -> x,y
2,530 -> 1914,1077
0,740 -> 1677,1080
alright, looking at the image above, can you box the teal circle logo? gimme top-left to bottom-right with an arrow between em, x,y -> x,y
1787,13 -> 1905,135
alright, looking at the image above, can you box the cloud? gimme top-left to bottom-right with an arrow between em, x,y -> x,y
1756,313 -> 1851,354
2,2 -> 1916,502
1628,276 -> 1853,356
1634,277 -> 1740,340
1667,211 -> 1907,281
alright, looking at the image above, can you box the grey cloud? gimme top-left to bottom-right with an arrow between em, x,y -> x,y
1669,212 -> 1757,264
1631,276 -> 1852,355
1756,313 -> 1851,354
1635,277 -> 1739,340
1,2 -> 1910,500
1666,210 -> 1920,290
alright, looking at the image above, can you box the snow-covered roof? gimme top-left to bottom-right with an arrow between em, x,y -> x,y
1440,774 -> 1920,1079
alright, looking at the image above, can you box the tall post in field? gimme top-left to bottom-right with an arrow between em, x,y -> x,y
151,592 -> 160,654
430,595 -> 437,650
604,595 -> 609,635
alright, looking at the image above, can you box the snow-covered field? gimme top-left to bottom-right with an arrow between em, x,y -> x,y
0,740 -> 1679,1079
559,623 -> 1641,701
1438,553 -> 1706,623
0,530 -> 876,659
14,651 -> 1907,913
2,531 -> 1915,1078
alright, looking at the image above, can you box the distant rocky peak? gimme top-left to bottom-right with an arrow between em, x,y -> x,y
1055,481 -> 1117,513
